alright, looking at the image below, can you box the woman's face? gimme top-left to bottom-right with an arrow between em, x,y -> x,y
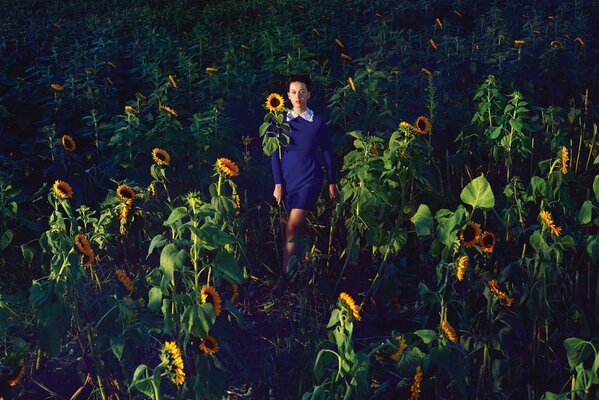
288,81 -> 311,110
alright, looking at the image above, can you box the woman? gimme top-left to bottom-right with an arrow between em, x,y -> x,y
271,74 -> 339,274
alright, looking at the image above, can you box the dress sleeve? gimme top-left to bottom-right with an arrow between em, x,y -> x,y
319,120 -> 337,184
270,123 -> 283,184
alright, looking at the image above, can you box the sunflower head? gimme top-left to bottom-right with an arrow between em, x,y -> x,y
456,256 -> 468,281
61,135 -> 76,152
265,93 -> 285,112
116,184 -> 136,201
199,335 -> 220,355
480,231 -> 496,253
460,221 -> 481,248
441,320 -> 459,343
52,180 -> 73,199
152,148 -> 170,166
216,157 -> 239,177
560,146 -> 569,175
339,292 -> 361,321
168,74 -> 177,89
200,285 -> 222,316
414,116 -> 431,135
388,336 -> 407,360
348,77 -> 356,92
160,104 -> 178,118
51,83 -> 64,92
161,341 -> 185,386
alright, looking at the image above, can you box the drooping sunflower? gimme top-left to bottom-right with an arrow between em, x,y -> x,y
199,335 -> 220,355
409,366 -> 423,400
441,320 -> 458,343
52,180 -> 73,199
82,251 -> 94,269
428,38 -> 438,49
205,67 -> 219,73
480,231 -> 496,253
61,135 -> 76,152
539,210 -> 562,237
414,116 -> 431,135
216,157 -> 240,177
460,221 -> 481,248
200,284 -> 222,316
160,104 -> 178,118
152,148 -> 170,166
116,184 -> 136,202
229,282 -> 239,303
8,359 -> 25,387
550,40 -> 563,48
124,105 -> 137,114
421,67 -> 432,78
335,38 -> 345,49
514,39 -> 525,46
560,146 -> 569,175
168,74 -> 177,89
348,77 -> 356,92
487,279 -> 514,307
74,233 -> 92,256
115,269 -> 133,292
51,83 -> 64,92
388,336 -> 407,360
435,18 -> 443,29
265,93 -> 285,112
162,341 -> 185,386
339,292 -> 361,321
340,53 -> 353,62
456,256 -> 468,281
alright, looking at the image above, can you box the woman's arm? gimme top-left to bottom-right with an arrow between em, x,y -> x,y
319,121 -> 339,201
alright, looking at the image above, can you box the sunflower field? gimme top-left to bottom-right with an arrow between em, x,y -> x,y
1,0 -> 599,399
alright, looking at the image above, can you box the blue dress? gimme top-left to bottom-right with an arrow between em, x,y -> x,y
271,110 -> 336,210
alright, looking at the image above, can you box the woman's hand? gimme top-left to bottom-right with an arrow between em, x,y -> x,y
273,184 -> 284,206
329,183 -> 339,202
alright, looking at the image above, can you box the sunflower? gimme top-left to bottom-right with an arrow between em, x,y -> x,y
410,366 -> 423,400
61,135 -> 76,152
487,279 -> 514,307
51,83 -> 64,92
550,40 -> 563,48
514,39 -> 525,46
460,221 -> 481,248
74,233 -> 93,256
265,93 -> 285,112
539,210 -> 562,237
216,157 -> 240,177
480,231 -> 496,253
399,121 -> 414,131
414,116 -> 431,135
435,18 -> 443,29
560,146 -> 569,175
199,335 -> 220,355
421,67 -> 432,78
162,341 -> 185,386
229,282 -> 239,303
388,336 -> 407,360
441,320 -> 458,343
335,38 -> 345,49
205,67 -> 219,73
52,180 -> 73,199
340,53 -> 353,62
124,105 -> 137,114
574,37 -> 585,47
8,359 -> 25,387
168,74 -> 177,89
339,292 -> 361,321
147,182 -> 156,198
200,285 -> 222,316
116,184 -> 136,202
348,77 -> 356,92
428,38 -> 438,49
456,256 -> 468,281
115,269 -> 133,292
152,148 -> 170,166
82,251 -> 94,269
160,104 -> 178,118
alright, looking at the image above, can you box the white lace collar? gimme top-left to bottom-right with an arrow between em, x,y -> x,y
286,108 -> 314,122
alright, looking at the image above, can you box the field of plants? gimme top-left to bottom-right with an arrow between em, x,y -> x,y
1,0 -> 598,398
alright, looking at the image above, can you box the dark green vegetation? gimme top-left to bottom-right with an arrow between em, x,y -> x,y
1,0 -> 599,398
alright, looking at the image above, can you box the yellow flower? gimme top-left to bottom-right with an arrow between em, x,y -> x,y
429,38 -> 438,49
119,200 -> 132,235
414,116 -> 431,135
51,83 -> 64,92
168,74 -> 177,89
206,67 -> 219,73
265,93 -> 285,112
399,121 -> 413,130
410,366 -> 423,400
441,320 -> 458,343
340,53 -> 353,62
53,180 -> 73,199
487,279 -> 514,307
216,157 -> 240,177
560,146 -> 569,175
539,210 -> 562,237
456,256 -> 468,281
115,269 -> 133,292
61,134 -> 76,152
514,39 -> 525,46
335,38 -> 345,49
348,77 -> 356,92
200,285 -> 222,316
124,105 -> 137,114
152,148 -> 170,166
116,184 -> 136,201
480,231 -> 496,253
8,359 -> 25,387
162,341 -> 185,386
388,336 -> 407,360
160,104 -> 178,118
460,221 -> 481,248
339,292 -> 361,321
199,335 -> 220,355
147,182 -> 156,198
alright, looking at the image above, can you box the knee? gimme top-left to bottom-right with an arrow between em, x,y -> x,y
286,221 -> 303,238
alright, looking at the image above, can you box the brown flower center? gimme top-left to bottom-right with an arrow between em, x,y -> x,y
463,225 -> 476,242
270,98 -> 280,107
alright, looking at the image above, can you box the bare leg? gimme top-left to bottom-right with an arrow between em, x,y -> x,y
281,208 -> 309,274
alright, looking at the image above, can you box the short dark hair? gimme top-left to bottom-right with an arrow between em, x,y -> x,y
286,74 -> 312,92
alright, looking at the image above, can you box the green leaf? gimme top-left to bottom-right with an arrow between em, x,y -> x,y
564,337 -> 596,369
586,236 -> 599,263
212,251 -> 243,283
160,243 -> 187,282
21,244 -> 34,264
410,204 -> 433,237
418,283 -> 440,306
110,336 -> 125,361
148,287 -> 163,312
147,234 -> 167,258
164,206 -> 189,226
594,175 -> 599,203
131,365 -> 155,397
0,229 -> 13,252
579,201 -> 593,225
460,175 -> 495,211
412,329 -> 437,344
540,392 -> 570,400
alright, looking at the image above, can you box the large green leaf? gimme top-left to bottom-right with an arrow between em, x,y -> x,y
460,175 -> 495,211
212,251 -> 243,283
578,200 -> 593,225
160,243 -> 187,282
410,204 -> 433,237
593,175 -> 599,202
564,337 -> 596,369
164,206 -> 189,226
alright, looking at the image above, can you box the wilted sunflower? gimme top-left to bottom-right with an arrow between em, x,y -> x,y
115,269 -> 133,292
560,146 -> 569,175
460,221 -> 481,248
51,83 -> 64,92
199,335 -> 220,355
265,93 -> 285,112
348,77 -> 356,92
410,366 -> 423,400
539,210 -> 562,237
162,341 -> 185,386
200,284 -> 222,316
229,282 -> 239,303
160,104 -> 178,118
441,320 -> 458,343
480,231 -> 496,253
61,135 -> 76,152
74,233 -> 93,256
339,292 -> 361,321
53,180 -> 73,199
116,184 -> 136,201
82,251 -> 94,269
8,359 -> 25,387
414,116 -> 431,135
168,74 -> 177,89
456,256 -> 468,281
152,148 -> 170,166
388,336 -> 407,360
487,279 -> 514,307
216,157 -> 239,177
